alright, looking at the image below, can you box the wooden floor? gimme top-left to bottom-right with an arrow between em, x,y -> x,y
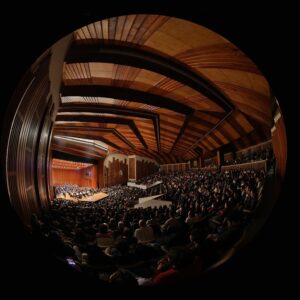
56,191 -> 108,203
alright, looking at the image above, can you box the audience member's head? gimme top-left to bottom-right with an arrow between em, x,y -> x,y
138,219 -> 146,228
99,223 -> 109,234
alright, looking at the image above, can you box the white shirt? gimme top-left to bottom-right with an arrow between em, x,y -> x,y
134,226 -> 155,243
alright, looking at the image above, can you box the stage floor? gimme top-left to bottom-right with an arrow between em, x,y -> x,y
56,192 -> 108,203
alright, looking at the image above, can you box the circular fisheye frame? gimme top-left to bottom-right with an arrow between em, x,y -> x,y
3,15 -> 287,286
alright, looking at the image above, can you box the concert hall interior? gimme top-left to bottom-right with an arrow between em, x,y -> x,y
0,10 -> 288,288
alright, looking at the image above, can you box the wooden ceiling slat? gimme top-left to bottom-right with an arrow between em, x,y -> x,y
108,17 -> 117,40
120,15 -> 136,41
132,15 -> 151,44
93,21 -> 103,39
138,15 -> 169,44
127,15 -> 147,43
175,44 -> 261,74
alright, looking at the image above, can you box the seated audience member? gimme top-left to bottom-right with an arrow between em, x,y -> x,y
185,210 -> 200,225
105,237 -> 137,266
109,269 -> 139,286
151,247 -> 203,285
161,211 -> 179,233
189,228 -> 218,268
85,237 -> 113,267
47,231 -> 74,258
96,223 -> 113,248
113,221 -> 125,239
134,219 -> 155,244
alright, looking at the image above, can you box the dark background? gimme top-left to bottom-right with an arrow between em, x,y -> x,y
0,1 -> 296,295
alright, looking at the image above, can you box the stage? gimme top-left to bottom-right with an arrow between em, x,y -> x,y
56,191 -> 109,203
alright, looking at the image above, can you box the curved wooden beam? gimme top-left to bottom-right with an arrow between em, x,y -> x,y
66,42 -> 233,111
61,84 -> 193,115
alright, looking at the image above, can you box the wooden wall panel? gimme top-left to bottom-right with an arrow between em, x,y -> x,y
52,169 -> 81,186
221,160 -> 267,172
5,52 -> 52,224
136,160 -> 142,180
128,157 -> 136,180
160,162 -> 189,173
80,165 -> 98,187
104,166 -> 108,187
98,159 -> 105,188
136,160 -> 158,180
272,113 -> 287,180
106,157 -> 128,186
47,151 -> 54,201
52,165 -> 98,188
36,100 -> 54,209
216,150 -> 222,167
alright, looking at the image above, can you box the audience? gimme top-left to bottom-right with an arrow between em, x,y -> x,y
30,167 -> 267,286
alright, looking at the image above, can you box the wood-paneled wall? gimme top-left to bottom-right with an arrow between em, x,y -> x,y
136,160 -> 159,180
5,52 -> 53,224
52,168 -> 81,186
221,160 -> 267,172
160,162 -> 189,173
52,165 -> 98,188
128,157 -> 136,180
272,113 -> 287,180
104,157 -> 128,187
47,150 -> 54,201
98,159 -> 104,188
216,150 -> 222,167
37,99 -> 54,209
80,165 -> 98,187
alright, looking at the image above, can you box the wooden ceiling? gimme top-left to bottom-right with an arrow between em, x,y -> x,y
51,15 -> 273,163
